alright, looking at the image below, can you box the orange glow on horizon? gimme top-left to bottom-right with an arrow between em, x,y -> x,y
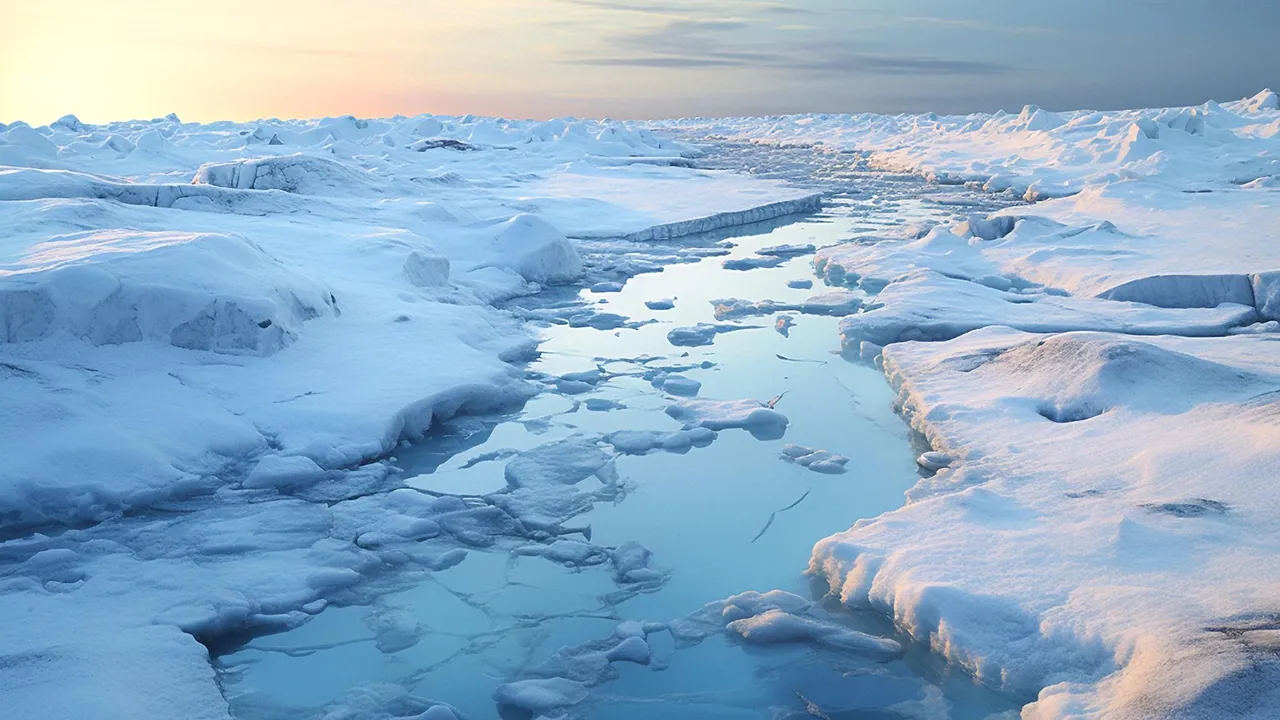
0,0 -> 716,124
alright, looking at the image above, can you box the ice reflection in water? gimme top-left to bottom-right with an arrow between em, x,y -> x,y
216,185 -> 1027,719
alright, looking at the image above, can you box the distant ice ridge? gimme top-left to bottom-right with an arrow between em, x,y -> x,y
661,88 -> 1280,200
0,109 -> 817,720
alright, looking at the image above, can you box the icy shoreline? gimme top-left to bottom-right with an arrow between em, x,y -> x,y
662,94 -> 1280,717
4,89 -> 1280,719
0,113 -> 820,720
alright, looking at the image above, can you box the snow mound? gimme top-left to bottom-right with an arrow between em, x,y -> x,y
0,229 -> 332,354
982,332 -> 1267,418
479,214 -> 583,285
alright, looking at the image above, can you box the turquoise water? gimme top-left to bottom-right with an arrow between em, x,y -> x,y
216,189 -> 1026,719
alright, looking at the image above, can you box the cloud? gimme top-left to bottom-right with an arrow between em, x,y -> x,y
563,13 -> 1011,77
898,15 -> 1057,35
554,0 -> 810,17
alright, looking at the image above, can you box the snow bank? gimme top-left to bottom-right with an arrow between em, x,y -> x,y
659,91 -> 1280,718
811,329 -> 1280,718
1,229 -> 332,354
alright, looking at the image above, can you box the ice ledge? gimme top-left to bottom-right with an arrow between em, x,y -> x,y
1099,270 -> 1280,321
613,193 -> 823,242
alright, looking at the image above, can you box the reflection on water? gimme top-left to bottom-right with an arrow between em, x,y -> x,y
216,186 -> 1026,719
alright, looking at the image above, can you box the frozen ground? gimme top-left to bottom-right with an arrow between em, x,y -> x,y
0,114 -> 820,720
4,89 -> 1279,720
670,92 -> 1280,718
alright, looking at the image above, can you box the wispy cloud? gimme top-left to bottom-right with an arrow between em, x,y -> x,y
898,15 -> 1058,35
554,0 -> 810,17
563,13 -> 1011,77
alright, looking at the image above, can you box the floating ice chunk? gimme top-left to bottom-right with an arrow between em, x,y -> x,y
787,279 -> 814,289
722,589 -> 811,620
515,539 -> 607,567
666,398 -> 789,438
666,322 -> 758,347
711,292 -> 862,321
244,455 -> 327,490
590,281 -> 624,293
559,369 -> 603,385
493,678 -> 588,713
585,398 -> 625,411
605,636 -> 651,665
669,589 -> 816,644
555,379 -> 594,395
758,243 -> 816,257
658,375 -> 701,397
606,427 -> 716,454
365,607 -> 425,654
781,445 -> 850,474
645,298 -> 676,310
727,609 -> 901,658
567,310 -> 629,330
916,451 -> 952,471
504,439 -> 610,487
612,540 -> 660,584
776,315 -> 795,337
723,255 -> 786,271
418,706 -> 459,720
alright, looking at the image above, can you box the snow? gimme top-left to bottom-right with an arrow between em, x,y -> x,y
711,291 -> 862,321
812,330 -> 1280,717
493,677 -> 589,713
672,89 -> 1280,717
665,322 -> 759,347
727,609 -> 900,658
722,255 -> 786,271
8,88 -> 1280,720
781,445 -> 851,475
665,397 -> 790,438
0,111 -> 818,720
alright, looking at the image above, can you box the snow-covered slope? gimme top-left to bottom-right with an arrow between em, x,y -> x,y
0,113 -> 817,719
813,330 -> 1280,719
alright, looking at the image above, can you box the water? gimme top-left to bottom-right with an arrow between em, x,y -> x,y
215,166 -> 1026,719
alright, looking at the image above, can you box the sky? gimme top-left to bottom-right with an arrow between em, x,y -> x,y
2,0 -> 1279,124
